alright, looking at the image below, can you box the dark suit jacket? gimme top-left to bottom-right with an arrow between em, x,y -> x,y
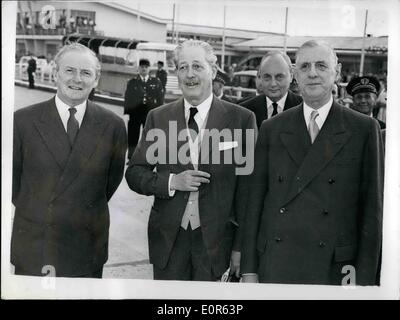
124,75 -> 164,115
125,96 -> 257,277
156,69 -> 168,90
12,97 -> 127,276
377,119 -> 386,129
240,91 -> 303,128
241,102 -> 384,285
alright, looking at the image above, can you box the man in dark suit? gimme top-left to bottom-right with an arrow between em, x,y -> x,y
156,60 -> 168,96
212,68 -> 232,102
241,40 -> 384,285
124,59 -> 164,159
125,40 -> 257,281
346,75 -> 386,129
11,43 -> 127,278
27,55 -> 37,89
240,51 -> 303,128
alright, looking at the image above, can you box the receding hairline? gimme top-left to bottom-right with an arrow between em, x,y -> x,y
54,43 -> 101,74
295,40 -> 338,66
173,40 -> 217,68
261,51 -> 292,67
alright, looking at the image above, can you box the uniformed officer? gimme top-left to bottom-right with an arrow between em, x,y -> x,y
212,68 -> 232,102
346,75 -> 385,129
124,58 -> 164,158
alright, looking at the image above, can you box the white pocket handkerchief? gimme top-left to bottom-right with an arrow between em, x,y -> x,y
218,141 -> 238,151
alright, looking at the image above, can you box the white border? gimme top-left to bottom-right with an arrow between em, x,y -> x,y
2,0 -> 400,300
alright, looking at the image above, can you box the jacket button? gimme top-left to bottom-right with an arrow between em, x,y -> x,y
328,178 -> 335,184
278,175 -> 283,182
319,241 -> 326,247
275,237 -> 282,243
296,176 -> 300,181
323,210 -> 328,215
279,208 -> 286,214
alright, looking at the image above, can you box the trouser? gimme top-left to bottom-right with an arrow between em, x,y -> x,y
28,70 -> 35,88
127,108 -> 149,158
14,266 -> 103,279
153,226 -> 219,281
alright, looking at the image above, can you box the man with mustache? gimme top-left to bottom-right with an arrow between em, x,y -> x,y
126,40 -> 257,281
241,40 -> 384,285
11,43 -> 127,278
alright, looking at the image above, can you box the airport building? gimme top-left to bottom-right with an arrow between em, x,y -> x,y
16,1 -> 168,61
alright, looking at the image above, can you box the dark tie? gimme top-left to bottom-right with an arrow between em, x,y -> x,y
67,107 -> 79,146
188,107 -> 199,141
271,102 -> 278,117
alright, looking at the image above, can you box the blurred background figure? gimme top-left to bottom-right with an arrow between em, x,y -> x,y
156,60 -> 168,100
124,58 -> 164,159
27,55 -> 36,89
346,75 -> 386,129
212,68 -> 232,102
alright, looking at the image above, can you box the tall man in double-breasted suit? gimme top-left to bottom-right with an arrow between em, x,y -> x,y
125,40 -> 257,281
241,40 -> 384,285
124,58 -> 164,159
11,43 -> 127,278
240,51 -> 303,128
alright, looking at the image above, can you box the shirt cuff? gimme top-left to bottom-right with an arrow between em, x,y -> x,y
242,273 -> 258,276
168,173 -> 176,197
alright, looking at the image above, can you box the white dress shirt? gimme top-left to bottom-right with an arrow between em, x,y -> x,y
55,94 -> 86,132
303,95 -> 333,130
266,92 -> 288,118
168,93 -> 213,196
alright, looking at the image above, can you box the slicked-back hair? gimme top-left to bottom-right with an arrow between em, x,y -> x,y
258,50 -> 293,77
173,40 -> 218,70
295,40 -> 338,67
54,42 -> 101,77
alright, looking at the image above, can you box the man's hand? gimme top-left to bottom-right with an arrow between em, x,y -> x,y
229,250 -> 241,278
170,170 -> 210,192
241,274 -> 259,283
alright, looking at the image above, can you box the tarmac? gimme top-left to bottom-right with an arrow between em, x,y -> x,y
12,81 -> 155,279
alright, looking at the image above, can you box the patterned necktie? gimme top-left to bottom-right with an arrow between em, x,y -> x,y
188,107 -> 199,141
308,110 -> 320,144
67,107 -> 79,146
271,102 -> 279,117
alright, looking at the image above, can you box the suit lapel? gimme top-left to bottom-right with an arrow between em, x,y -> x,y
33,97 -> 71,169
280,104 -> 311,167
284,91 -> 293,110
51,101 -> 108,200
257,95 -> 268,124
199,96 -> 232,166
170,98 -> 194,170
283,102 -> 351,205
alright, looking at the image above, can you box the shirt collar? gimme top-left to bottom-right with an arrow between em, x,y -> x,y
55,94 -> 87,111
303,95 -> 333,129
266,92 -> 288,110
184,93 -> 213,122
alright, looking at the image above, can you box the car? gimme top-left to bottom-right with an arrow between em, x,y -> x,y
224,70 -> 259,102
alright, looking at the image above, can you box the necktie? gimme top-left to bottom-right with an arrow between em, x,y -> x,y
271,102 -> 278,117
188,107 -> 199,141
308,110 -> 320,143
67,107 -> 79,146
